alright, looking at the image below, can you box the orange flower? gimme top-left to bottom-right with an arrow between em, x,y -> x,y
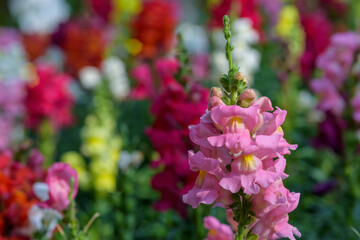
22,34 -> 51,61
131,0 -> 178,58
56,20 -> 106,76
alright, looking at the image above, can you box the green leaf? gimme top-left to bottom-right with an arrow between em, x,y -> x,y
246,233 -> 259,240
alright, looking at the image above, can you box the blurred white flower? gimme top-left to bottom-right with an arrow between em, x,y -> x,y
0,29 -> 30,82
118,151 -> 144,172
79,66 -> 102,90
176,23 -> 209,54
102,57 -> 130,100
212,18 -> 260,84
28,205 -> 62,238
9,0 -> 70,34
298,90 -> 325,123
32,182 -> 49,202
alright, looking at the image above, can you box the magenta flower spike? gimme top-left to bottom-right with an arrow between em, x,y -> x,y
183,15 -> 300,240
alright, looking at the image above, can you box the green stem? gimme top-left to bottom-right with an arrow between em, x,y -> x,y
195,207 -> 204,239
236,232 -> 244,240
227,39 -> 233,70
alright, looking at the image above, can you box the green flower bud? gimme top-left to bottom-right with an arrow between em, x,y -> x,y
220,74 -> 231,92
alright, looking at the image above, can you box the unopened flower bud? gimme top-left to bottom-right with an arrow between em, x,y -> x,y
239,89 -> 256,107
234,72 -> 248,85
219,74 -> 231,92
210,87 -> 224,98
208,96 -> 226,110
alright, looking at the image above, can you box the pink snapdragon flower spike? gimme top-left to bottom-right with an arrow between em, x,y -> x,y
310,32 -> 360,117
183,15 -> 300,240
45,162 -> 78,211
203,216 -> 234,240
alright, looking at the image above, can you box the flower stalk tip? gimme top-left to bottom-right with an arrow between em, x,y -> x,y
221,15 -> 248,106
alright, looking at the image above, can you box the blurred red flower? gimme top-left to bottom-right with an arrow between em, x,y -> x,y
22,34 -> 51,61
209,0 -> 262,35
87,0 -> 113,23
0,152 -> 39,238
54,19 -> 106,76
300,12 -> 331,79
147,72 -> 209,216
131,0 -> 178,58
25,64 -> 74,130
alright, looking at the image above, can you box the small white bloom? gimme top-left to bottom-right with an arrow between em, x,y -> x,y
9,0 -> 70,34
298,90 -> 316,110
0,37 -> 30,82
79,66 -> 102,90
118,151 -> 144,171
176,23 -> 209,54
102,57 -> 130,99
232,18 -> 259,45
32,182 -> 49,202
28,205 -> 62,238
298,90 -> 325,124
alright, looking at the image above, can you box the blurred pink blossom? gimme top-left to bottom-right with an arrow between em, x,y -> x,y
45,162 -> 78,211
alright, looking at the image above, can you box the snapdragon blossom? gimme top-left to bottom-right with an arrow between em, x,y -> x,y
185,85 -> 300,240
183,16 -> 300,240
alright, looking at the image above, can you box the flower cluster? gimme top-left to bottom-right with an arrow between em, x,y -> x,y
9,0 -> 70,35
86,0 -> 113,23
0,80 -> 26,150
311,32 -> 360,116
299,12 -> 331,79
24,63 -> 74,130
275,5 -> 304,63
80,84 -> 122,195
184,16 -> 300,240
147,58 -> 209,216
54,19 -> 107,76
0,150 -> 78,239
184,86 -> 300,239
0,28 -> 31,82
0,29 -> 28,150
130,57 -> 180,100
79,57 -> 130,100
131,0 -> 178,58
310,32 -> 360,152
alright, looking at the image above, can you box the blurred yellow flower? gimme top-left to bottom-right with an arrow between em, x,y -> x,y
125,39 -> 143,56
276,6 -> 299,36
93,172 -> 116,194
275,5 -> 305,61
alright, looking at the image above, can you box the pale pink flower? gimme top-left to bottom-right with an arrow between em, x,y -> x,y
183,88 -> 299,238
251,179 -> 300,218
183,170 -> 221,208
203,216 -> 233,240
252,206 -> 301,240
46,162 -> 78,211
317,32 -> 360,87
311,78 -> 345,116
219,153 -> 278,195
